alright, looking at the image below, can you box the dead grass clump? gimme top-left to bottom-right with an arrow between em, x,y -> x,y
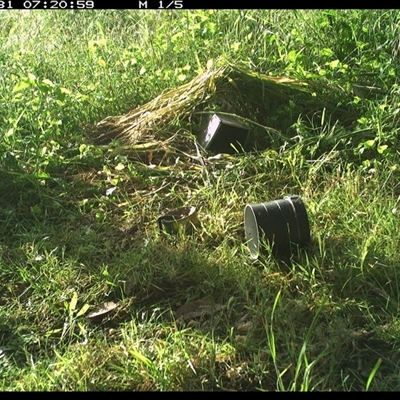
92,63 -> 358,158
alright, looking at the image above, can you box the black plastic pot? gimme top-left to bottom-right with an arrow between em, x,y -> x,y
197,113 -> 249,154
158,206 -> 199,235
244,195 -> 310,259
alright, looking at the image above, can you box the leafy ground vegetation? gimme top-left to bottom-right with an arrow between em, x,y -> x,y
1,9 -> 400,391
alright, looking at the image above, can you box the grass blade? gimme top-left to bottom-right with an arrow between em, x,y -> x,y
365,358 -> 382,391
69,292 -> 78,313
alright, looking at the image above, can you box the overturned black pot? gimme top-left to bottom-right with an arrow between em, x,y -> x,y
158,206 -> 199,235
197,113 -> 249,154
244,196 -> 310,259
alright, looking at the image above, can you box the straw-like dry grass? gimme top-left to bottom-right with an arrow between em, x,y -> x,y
92,63 -> 359,161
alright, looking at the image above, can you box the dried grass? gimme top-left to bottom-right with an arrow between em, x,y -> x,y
94,66 -> 227,144
92,63 -> 358,158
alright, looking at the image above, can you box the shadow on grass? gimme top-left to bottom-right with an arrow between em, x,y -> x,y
294,235 -> 400,390
3,168 -> 399,390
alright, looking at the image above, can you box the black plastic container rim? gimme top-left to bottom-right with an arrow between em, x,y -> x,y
244,203 -> 263,259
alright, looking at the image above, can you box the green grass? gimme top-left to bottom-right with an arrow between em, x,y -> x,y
1,9 -> 400,391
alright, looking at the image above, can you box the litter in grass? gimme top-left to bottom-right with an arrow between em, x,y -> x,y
158,205 -> 199,235
244,195 -> 311,259
174,297 -> 224,320
197,112 -> 250,154
87,301 -> 119,319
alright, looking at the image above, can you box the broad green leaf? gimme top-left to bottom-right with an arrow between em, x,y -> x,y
76,303 -> 90,318
377,144 -> 388,154
27,73 -> 36,82
42,79 -> 54,87
5,128 -> 14,137
319,48 -> 334,57
60,87 -> 71,95
34,172 -> 50,179
287,50 -> 298,62
328,59 -> 340,69
12,80 -> 31,92
364,139 -> 375,148
69,292 -> 78,312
